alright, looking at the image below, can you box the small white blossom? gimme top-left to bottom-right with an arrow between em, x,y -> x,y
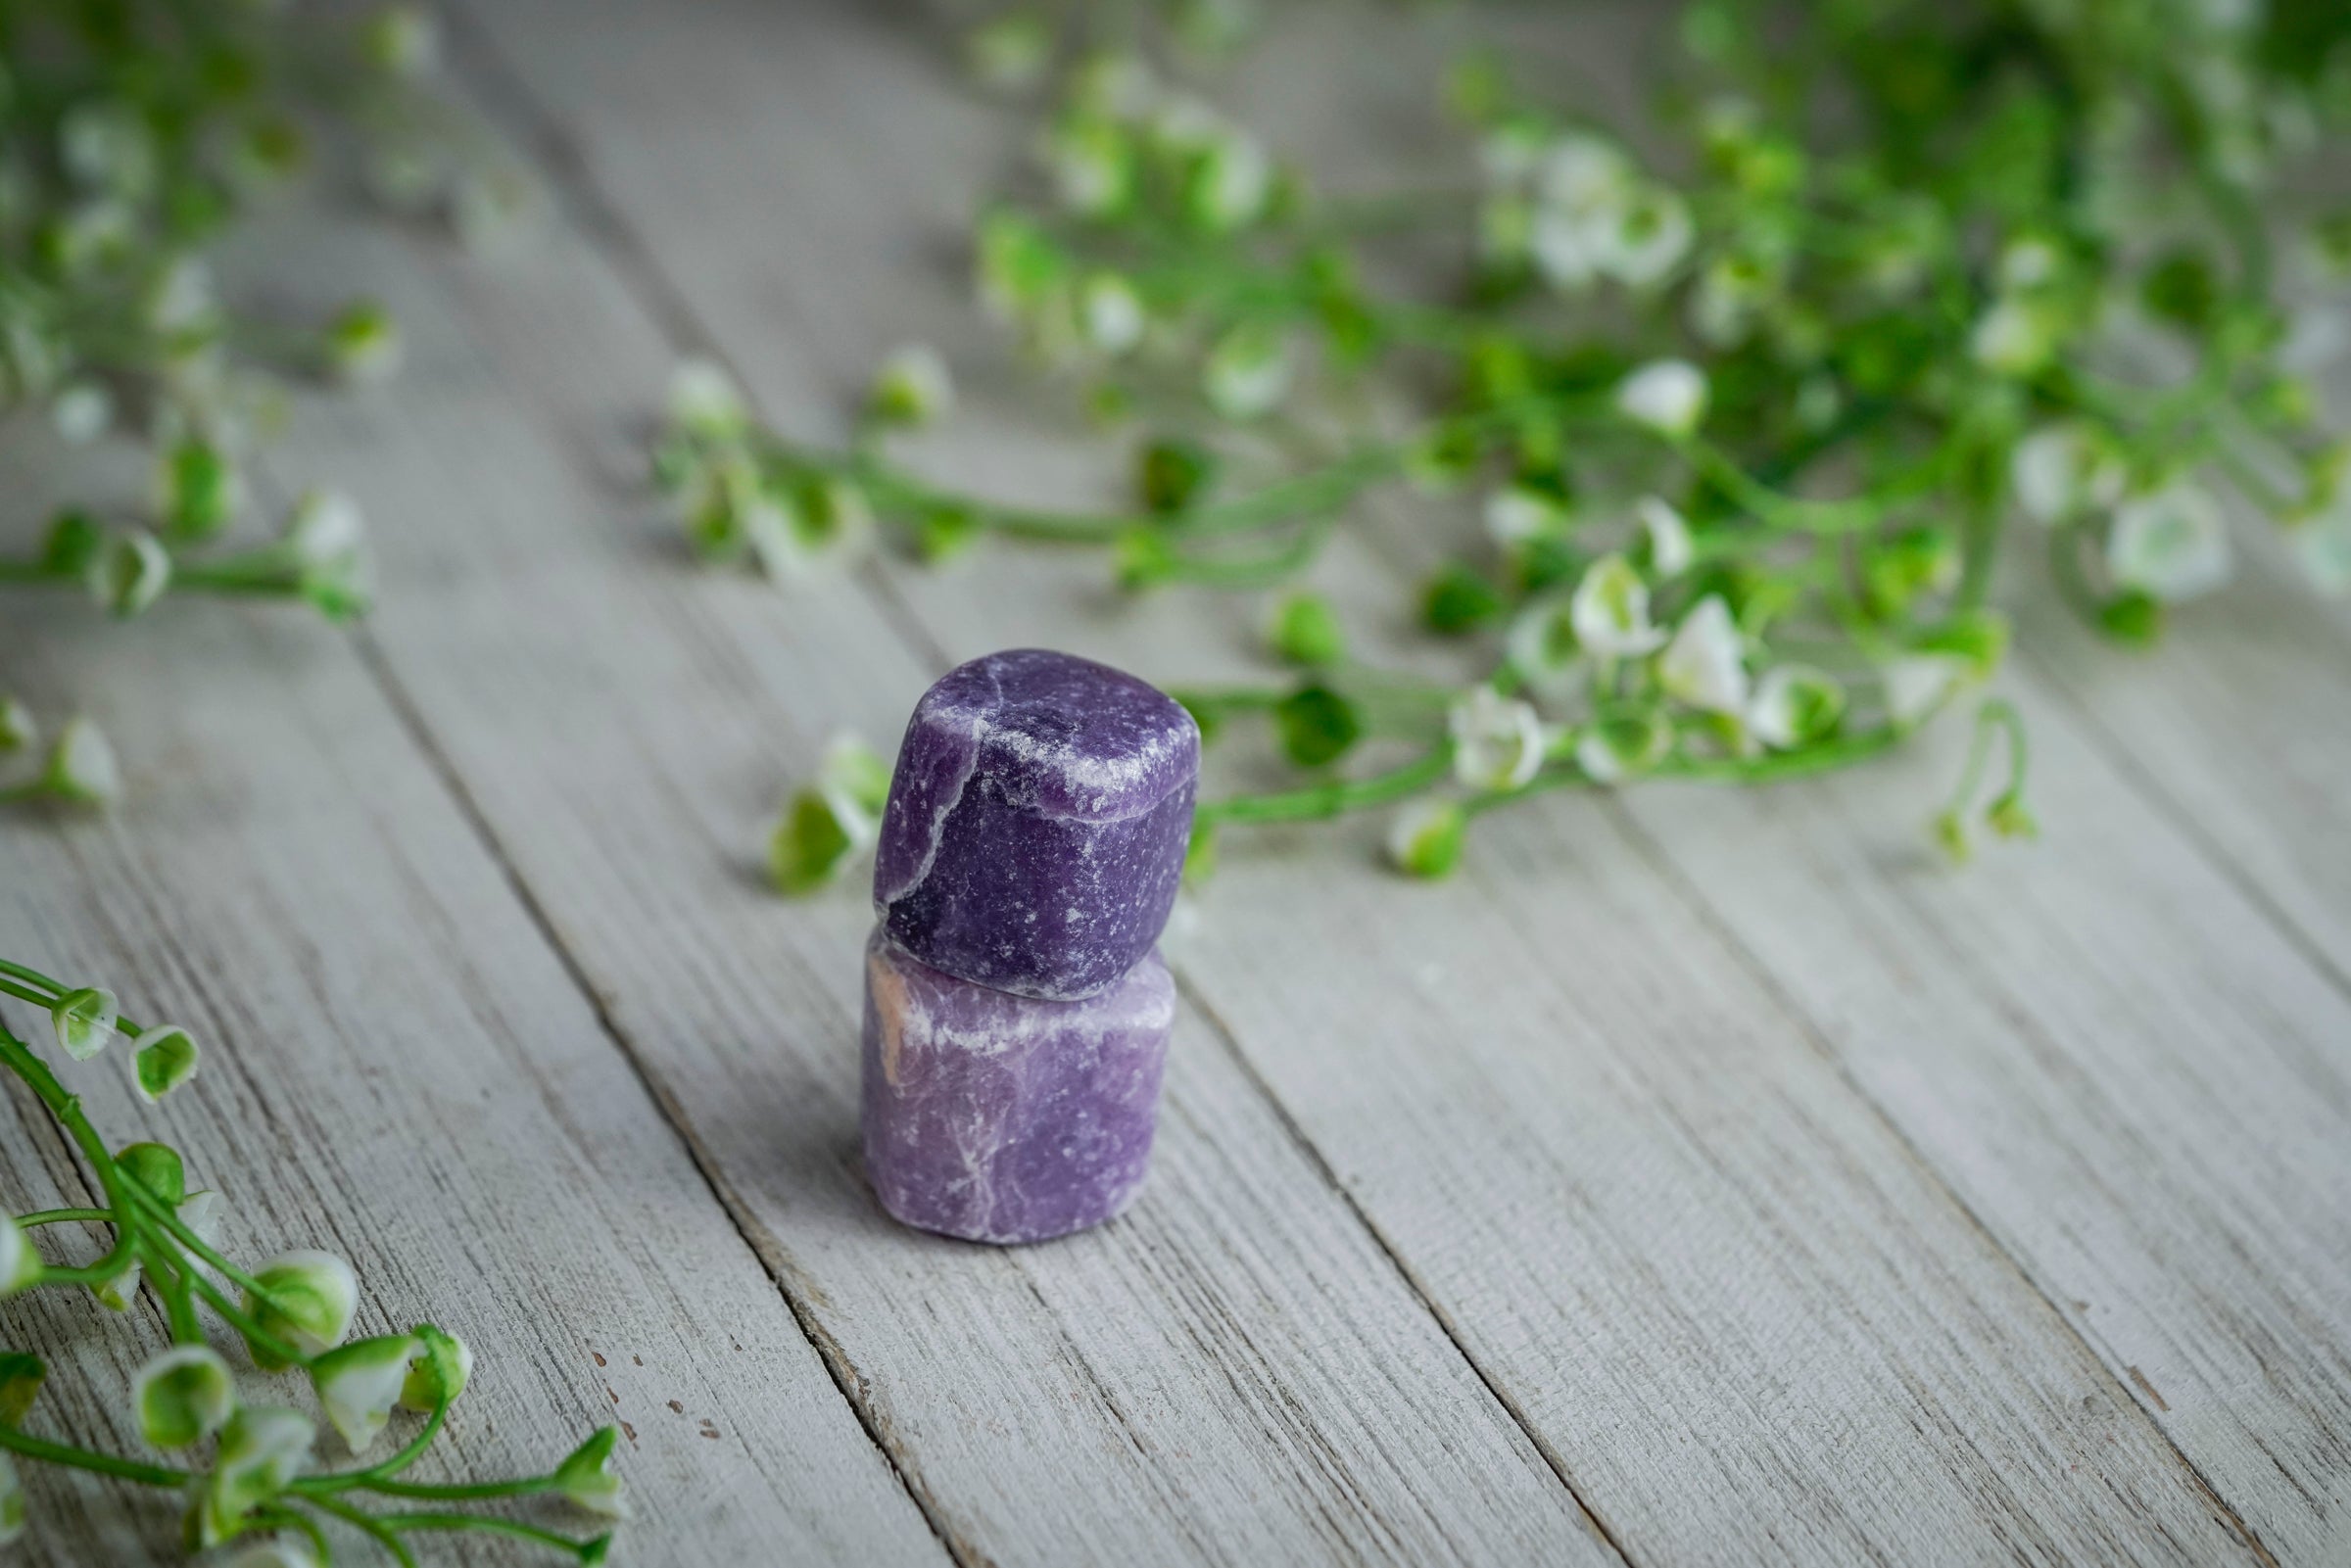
2108,483 -> 2233,601
0,696 -> 33,754
44,717 -> 121,806
1996,235 -> 2062,291
1569,553 -> 1667,657
134,1345 -> 236,1449
1040,118 -> 1130,214
1883,654 -> 1966,729
1482,485 -> 1568,546
283,490 -> 368,568
1448,687 -> 1546,792
1749,664 -> 1846,748
1504,593 -> 1585,699
131,1022 -> 201,1102
196,1406 -> 315,1547
1689,255 -> 1765,347
1537,133 -> 1633,214
399,1325 -> 474,1413
1591,188 -> 1693,286
1530,205 -> 1602,290
1573,712 -> 1672,785
1080,272 -> 1146,354
52,380 -> 112,444
245,1250 -> 359,1367
313,1334 -> 424,1454
91,529 -> 171,617
179,1189 -> 224,1247
147,257 -> 216,336
1203,327 -> 1290,419
1614,359 -> 1708,438
1191,132 -> 1272,230
1386,797 -> 1467,879
1970,297 -> 2052,375
1657,595 -> 1749,714
92,1256 -> 141,1312
51,985 -> 118,1060
0,1214 -> 39,1297
868,344 -> 954,428
2012,424 -> 2126,525
1635,495 -> 1693,576
555,1426 -> 630,1520
666,356 -> 746,439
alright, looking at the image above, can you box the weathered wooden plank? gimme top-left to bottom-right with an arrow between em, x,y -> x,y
449,0 -> 2288,1561
0,447 -> 943,1561
227,130 -> 1617,1568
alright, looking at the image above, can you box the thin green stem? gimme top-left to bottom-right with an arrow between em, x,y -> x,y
306,1493 -> 420,1568
12,1208 -> 116,1227
1197,747 -> 1453,826
0,1424 -> 188,1488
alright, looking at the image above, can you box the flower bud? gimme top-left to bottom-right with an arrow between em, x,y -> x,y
554,1425 -> 631,1519
52,380 -> 112,444
51,985 -> 119,1060
132,1024 -> 201,1102
324,299 -> 403,384
1749,665 -> 1846,749
135,1345 -> 236,1449
866,344 -> 954,429
118,1141 -> 186,1205
1504,592 -> 1584,699
398,1323 -> 474,1412
90,530 -> 171,618
2011,424 -> 2125,526
1203,326 -> 1291,420
1569,553 -> 1666,657
1613,358 -> 1708,438
2107,483 -> 2233,601
1386,798 -> 1467,879
666,357 -> 747,441
1883,654 -> 1965,730
1482,485 -> 1569,546
1634,496 -> 1693,577
244,1250 -> 359,1368
312,1334 -> 422,1454
1080,272 -> 1146,355
1186,131 -> 1272,231
1658,595 -> 1749,715
194,1406 -> 315,1547
1574,708 -> 1673,784
1592,187 -> 1692,287
1448,687 -> 1546,792
1969,297 -> 2055,376
0,1214 -> 40,1297
92,1257 -> 141,1312
1266,592 -> 1345,667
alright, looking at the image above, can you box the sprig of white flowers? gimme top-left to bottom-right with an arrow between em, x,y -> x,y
0,959 -> 618,1563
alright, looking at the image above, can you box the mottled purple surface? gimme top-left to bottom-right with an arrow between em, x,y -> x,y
873,648 -> 1199,1001
861,927 -> 1175,1245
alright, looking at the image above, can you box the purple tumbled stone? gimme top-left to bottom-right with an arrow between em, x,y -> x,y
873,647 -> 1199,1001
861,927 -> 1175,1244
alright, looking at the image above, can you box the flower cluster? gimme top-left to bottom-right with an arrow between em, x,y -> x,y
0,959 -> 619,1562
672,0 -> 2349,879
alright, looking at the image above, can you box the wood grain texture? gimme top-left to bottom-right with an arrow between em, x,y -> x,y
448,0 -> 2302,1561
0,446 -> 943,1563
227,153 -> 1615,1568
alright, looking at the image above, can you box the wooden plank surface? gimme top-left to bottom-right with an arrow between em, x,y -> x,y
0,458 -> 941,1561
444,0 -> 2327,1561
229,150 -> 1616,1568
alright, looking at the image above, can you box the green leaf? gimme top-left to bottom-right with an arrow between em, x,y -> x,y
770,791 -> 855,895
1274,685 -> 1362,769
1268,592 -> 1346,667
1137,438 -> 1215,516
2098,590 -> 2164,646
1421,564 -> 1503,635
0,1353 -> 44,1427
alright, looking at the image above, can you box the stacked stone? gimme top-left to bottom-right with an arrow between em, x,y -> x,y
860,648 -> 1199,1245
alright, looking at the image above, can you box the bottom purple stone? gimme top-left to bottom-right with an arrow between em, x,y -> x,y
861,927 -> 1174,1245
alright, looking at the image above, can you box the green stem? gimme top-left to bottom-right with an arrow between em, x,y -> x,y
1197,747 -> 1453,826
306,1493 -> 420,1568
0,1424 -> 188,1488
12,1208 -> 116,1227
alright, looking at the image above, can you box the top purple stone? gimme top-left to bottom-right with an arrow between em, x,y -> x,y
874,648 -> 1199,1001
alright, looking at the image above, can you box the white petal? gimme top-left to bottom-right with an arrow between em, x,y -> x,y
1635,496 -> 1693,576
1657,595 -> 1749,714
2108,484 -> 2233,600
1614,360 -> 1707,437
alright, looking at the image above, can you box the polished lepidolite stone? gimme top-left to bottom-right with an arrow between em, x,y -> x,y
861,927 -> 1175,1244
873,648 -> 1199,1001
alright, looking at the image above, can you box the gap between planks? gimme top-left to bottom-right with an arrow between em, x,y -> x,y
425,4 -> 1620,1554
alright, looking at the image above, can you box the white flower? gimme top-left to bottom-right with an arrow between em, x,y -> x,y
1573,712 -> 1672,785
179,1189 -> 223,1246
0,696 -> 32,754
868,344 -> 954,428
1040,117 -> 1130,214
1970,296 -> 2052,375
1997,235 -> 2062,291
283,491 -> 368,568
1483,485 -> 1567,546
1448,688 -> 1546,792
245,1250 -> 359,1367
52,380 -> 112,444
1203,327 -> 1290,419
1614,359 -> 1708,438
92,1256 -> 141,1312
1657,595 -> 1748,714
1591,188 -> 1693,287
666,356 -> 746,439
90,529 -> 171,617
1749,665 -> 1846,748
131,1022 -> 201,1102
1191,133 -> 1272,230
1690,254 -> 1770,347
1530,205 -> 1603,290
147,257 -> 216,336
1635,495 -> 1693,576
43,718 -> 120,806
1080,273 -> 1146,354
399,1325 -> 474,1413
0,1450 -> 22,1545
555,1426 -> 630,1519
740,486 -> 809,583
313,1334 -> 424,1455
1569,553 -> 1667,657
1504,593 -> 1585,699
50,985 -> 118,1060
1883,654 -> 1966,729
134,1345 -> 235,1449
2107,483 -> 2233,601
2012,424 -> 2125,525
1386,797 -> 1467,879
1537,133 -> 1632,213
0,1214 -> 39,1297
195,1406 -> 315,1547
